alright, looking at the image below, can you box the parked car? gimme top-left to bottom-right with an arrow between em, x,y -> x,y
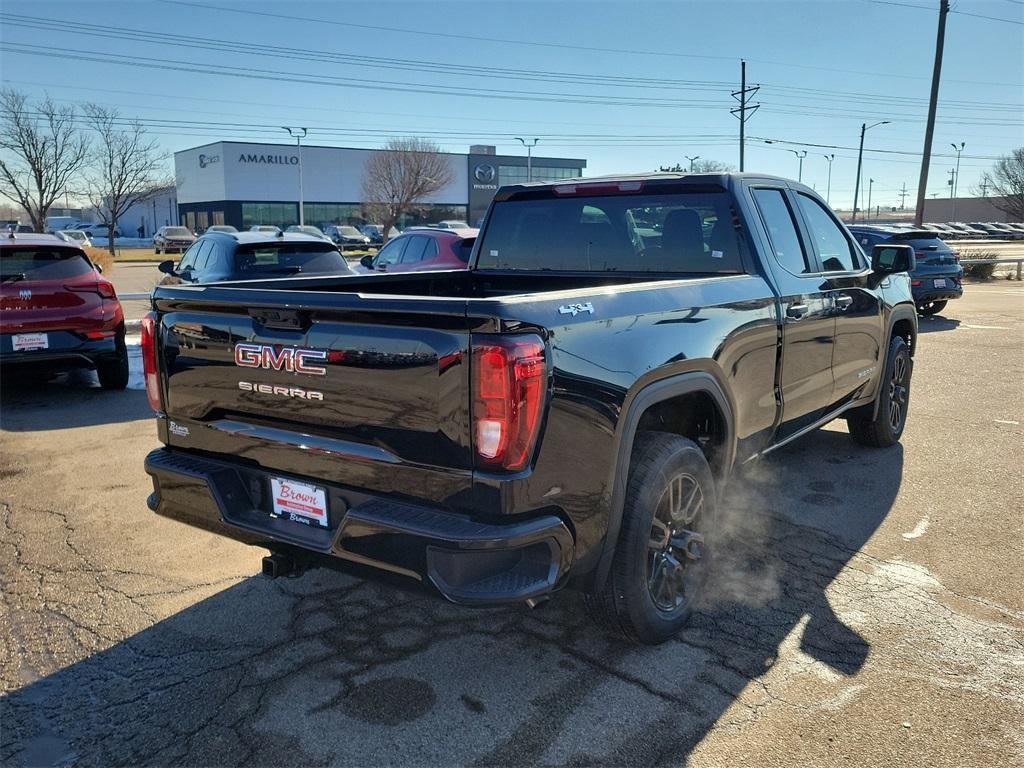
206,225 -> 238,234
433,220 -> 472,231
74,223 -> 122,239
156,231 -> 353,285
357,224 -> 400,244
143,172 -> 919,644
153,226 -> 197,254
357,228 -> 478,274
969,222 -> 1014,239
1003,222 -> 1024,235
324,225 -> 371,248
56,229 -> 92,247
285,225 -> 331,241
1,232 -> 128,388
943,222 -> 987,238
849,225 -> 962,316
249,225 -> 282,235
5,223 -> 35,234
987,222 -> 1024,240
45,216 -> 80,233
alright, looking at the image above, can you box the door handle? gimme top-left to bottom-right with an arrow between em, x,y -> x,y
786,303 -> 809,320
834,294 -> 854,310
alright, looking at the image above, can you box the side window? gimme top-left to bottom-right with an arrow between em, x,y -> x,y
178,242 -> 202,272
796,193 -> 857,272
192,241 -> 214,272
422,238 -> 439,262
400,236 -> 430,264
751,188 -> 811,275
374,238 -> 407,267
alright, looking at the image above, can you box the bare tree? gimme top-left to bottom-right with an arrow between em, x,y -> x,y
361,138 -> 454,242
0,89 -> 89,232
84,104 -> 169,253
659,159 -> 735,173
975,148 -> 1024,221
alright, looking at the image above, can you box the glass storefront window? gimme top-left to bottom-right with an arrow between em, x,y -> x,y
498,166 -> 581,187
241,203 -> 299,229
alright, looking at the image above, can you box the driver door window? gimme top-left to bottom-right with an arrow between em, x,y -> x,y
373,238 -> 407,269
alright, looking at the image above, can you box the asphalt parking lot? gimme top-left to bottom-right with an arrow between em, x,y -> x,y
1,285 -> 1022,767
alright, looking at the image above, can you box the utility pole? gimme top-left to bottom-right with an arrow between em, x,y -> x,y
515,138 -> 539,182
914,0 -> 950,226
685,155 -> 700,172
823,154 -> 835,205
852,121 -> 889,222
950,141 -> 965,220
730,60 -> 760,172
980,180 -> 989,197
899,182 -> 909,210
868,178 -> 874,222
282,127 -> 307,225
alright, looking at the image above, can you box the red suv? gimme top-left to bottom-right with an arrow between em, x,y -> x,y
356,228 -> 477,274
1,233 -> 128,388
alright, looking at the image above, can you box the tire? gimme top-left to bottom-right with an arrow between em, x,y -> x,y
96,329 -> 130,390
154,245 -> 161,255
847,335 -> 912,448
917,300 -> 947,316
585,432 -> 716,644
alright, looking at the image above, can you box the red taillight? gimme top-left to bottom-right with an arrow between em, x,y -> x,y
911,280 -> 922,286
472,335 -> 546,471
83,330 -> 116,340
65,280 -> 116,299
553,180 -> 644,196
140,311 -> 162,411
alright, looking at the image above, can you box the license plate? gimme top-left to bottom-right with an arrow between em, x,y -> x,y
12,333 -> 48,351
270,477 -> 328,528
933,278 -> 946,288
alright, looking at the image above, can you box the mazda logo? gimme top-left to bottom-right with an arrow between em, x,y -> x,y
474,164 -> 496,183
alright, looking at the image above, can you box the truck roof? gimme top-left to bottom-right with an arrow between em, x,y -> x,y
495,171 -> 800,200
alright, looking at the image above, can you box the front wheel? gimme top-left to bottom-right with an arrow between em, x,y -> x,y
585,432 -> 715,644
847,335 -> 912,448
917,300 -> 947,316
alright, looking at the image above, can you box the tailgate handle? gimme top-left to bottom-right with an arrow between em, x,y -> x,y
248,307 -> 308,331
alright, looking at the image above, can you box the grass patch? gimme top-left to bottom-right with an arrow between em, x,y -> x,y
84,246 -> 116,272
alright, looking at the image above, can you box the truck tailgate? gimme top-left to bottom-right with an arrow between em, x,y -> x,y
153,286 -> 473,505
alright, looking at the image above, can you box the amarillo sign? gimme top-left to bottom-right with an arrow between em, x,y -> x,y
238,153 -> 299,165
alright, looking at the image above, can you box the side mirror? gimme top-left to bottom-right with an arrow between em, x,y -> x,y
95,263 -> 104,274
158,259 -> 177,275
871,244 -> 915,275
360,254 -> 374,268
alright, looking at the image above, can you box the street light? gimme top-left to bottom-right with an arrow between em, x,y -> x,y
788,149 -> 807,182
685,155 -> 700,172
868,178 -> 875,222
852,120 -> 889,222
514,137 -> 539,182
823,154 -> 835,205
282,127 -> 307,225
950,141 -> 965,220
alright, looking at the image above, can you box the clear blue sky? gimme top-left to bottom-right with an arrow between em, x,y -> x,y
2,0 -> 1022,209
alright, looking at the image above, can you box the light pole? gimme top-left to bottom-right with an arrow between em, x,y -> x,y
868,178 -> 875,222
282,127 -> 307,225
514,137 -> 539,182
823,154 -> 835,205
852,120 -> 889,222
950,141 -> 965,220
788,149 -> 807,182
685,155 -> 700,172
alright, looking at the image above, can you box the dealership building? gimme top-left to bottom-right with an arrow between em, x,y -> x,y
173,142 -> 586,232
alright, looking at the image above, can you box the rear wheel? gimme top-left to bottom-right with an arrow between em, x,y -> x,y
917,300 -> 947,316
97,328 -> 130,390
585,432 -> 715,644
847,335 -> 911,448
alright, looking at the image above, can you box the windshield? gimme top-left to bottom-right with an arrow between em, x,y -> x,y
339,226 -> 361,236
1,247 -> 94,281
476,191 -> 743,272
165,227 -> 191,237
233,243 -> 348,275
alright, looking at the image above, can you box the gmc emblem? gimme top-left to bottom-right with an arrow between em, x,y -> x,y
234,343 -> 327,376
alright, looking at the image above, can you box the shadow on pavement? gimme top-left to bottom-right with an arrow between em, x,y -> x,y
0,429 -> 902,767
0,370 -> 152,431
917,315 -> 961,333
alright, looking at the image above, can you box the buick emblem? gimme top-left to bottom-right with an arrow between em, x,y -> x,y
18,289 -> 32,300
474,164 -> 496,183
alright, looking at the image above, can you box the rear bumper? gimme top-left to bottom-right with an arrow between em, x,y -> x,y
144,447 -> 574,604
912,285 -> 963,303
0,332 -> 120,371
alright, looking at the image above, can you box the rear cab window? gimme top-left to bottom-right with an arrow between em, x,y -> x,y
476,191 -> 744,273
234,243 -> 347,275
1,246 -> 95,281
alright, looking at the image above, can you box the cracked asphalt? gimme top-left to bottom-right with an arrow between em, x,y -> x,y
1,284 -> 1022,767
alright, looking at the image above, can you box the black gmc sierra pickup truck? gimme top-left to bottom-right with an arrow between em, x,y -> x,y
143,173 -> 918,644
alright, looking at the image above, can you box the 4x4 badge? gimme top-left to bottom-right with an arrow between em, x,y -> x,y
558,302 -> 594,316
